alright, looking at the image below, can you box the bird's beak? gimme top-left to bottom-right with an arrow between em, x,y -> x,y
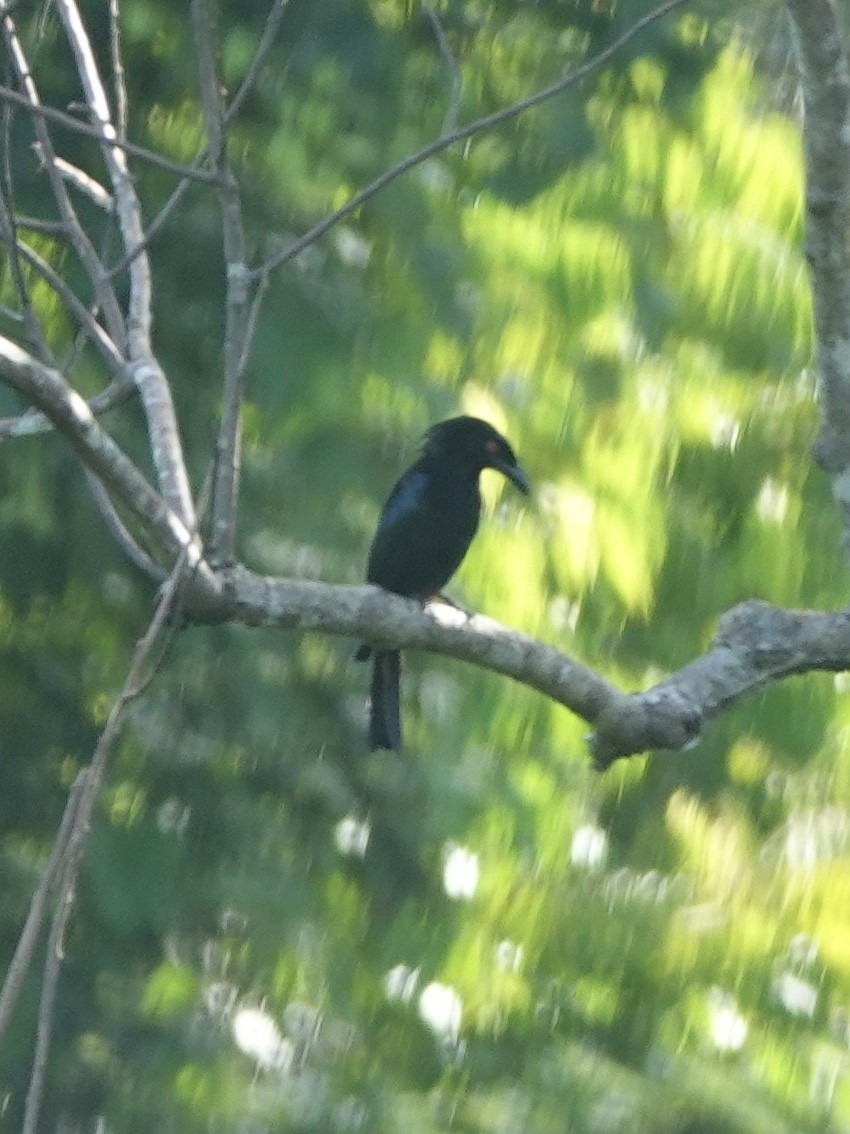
498,460 -> 530,495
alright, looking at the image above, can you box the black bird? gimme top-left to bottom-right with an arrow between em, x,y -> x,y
359,416 -> 529,749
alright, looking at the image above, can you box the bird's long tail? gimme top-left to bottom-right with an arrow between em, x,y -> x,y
369,650 -> 401,750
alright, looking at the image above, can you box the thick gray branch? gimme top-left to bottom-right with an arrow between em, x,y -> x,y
223,567 -> 622,730
213,572 -> 850,767
590,600 -> 850,767
788,0 -> 850,551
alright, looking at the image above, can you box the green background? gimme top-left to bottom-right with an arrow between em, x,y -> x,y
2,0 -> 849,1130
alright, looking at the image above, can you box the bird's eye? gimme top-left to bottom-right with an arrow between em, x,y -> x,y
485,439 -> 500,454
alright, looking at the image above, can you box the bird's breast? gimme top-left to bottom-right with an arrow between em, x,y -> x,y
367,476 -> 481,598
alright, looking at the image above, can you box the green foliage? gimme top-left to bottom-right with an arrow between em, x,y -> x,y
2,1 -> 849,1132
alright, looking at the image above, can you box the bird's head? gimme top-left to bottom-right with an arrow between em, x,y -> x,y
423,416 -> 529,494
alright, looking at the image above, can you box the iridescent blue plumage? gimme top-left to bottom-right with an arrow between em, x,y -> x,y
360,416 -> 528,749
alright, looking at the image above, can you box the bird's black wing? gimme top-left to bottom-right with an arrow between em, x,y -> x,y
367,466 -> 480,598
366,467 -> 434,594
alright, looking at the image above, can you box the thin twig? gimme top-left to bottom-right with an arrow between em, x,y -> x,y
191,0 -> 252,567
0,82 -> 225,185
0,374 -> 135,438
21,842 -> 79,1134
13,214 -> 69,234
108,0 -> 128,143
253,0 -> 690,281
83,468 -> 167,582
106,171 -> 195,282
0,770 -> 88,1045
0,9 -> 126,346
15,464 -> 216,1125
225,0 -> 290,124
49,153 -> 112,209
237,261 -> 271,379
0,184 -> 53,363
55,0 -> 197,527
59,216 -> 116,382
12,238 -> 125,374
106,0 -> 290,282
0,336 -> 215,591
0,48 -> 51,360
19,550 -> 198,1134
422,2 -> 462,134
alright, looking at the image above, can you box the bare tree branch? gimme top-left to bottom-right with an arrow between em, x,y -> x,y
108,0 -> 128,143
0,9 -> 126,345
17,551 -> 199,1133
49,154 -> 112,209
213,571 -> 850,766
21,829 -> 79,1134
0,78 -> 54,363
83,468 -> 168,582
0,82 -> 226,185
54,0 -> 197,528
191,0 -> 292,565
11,215 -> 69,234
787,0 -> 850,558
105,0 -> 289,283
0,372 -> 134,439
224,0 -> 290,125
3,318 -> 847,767
0,231 -> 132,439
12,238 -> 125,373
191,0 -> 253,567
0,336 -> 217,593
0,183 -> 53,363
0,770 -> 87,1046
422,1 -> 462,134
7,313 -> 843,768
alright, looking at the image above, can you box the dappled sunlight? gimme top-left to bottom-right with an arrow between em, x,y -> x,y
334,815 -> 370,857
667,210 -> 810,369
231,1006 -> 293,1071
495,939 -> 524,974
708,989 -> 748,1053
147,99 -> 206,165
442,842 -> 480,900
419,982 -> 464,1044
666,789 -> 757,901
709,411 -> 741,452
698,52 -> 803,237
782,807 -> 850,871
10,1 -> 850,1130
773,971 -> 817,1019
461,509 -> 546,633
538,479 -> 600,588
570,823 -> 608,870
384,964 -> 420,1003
